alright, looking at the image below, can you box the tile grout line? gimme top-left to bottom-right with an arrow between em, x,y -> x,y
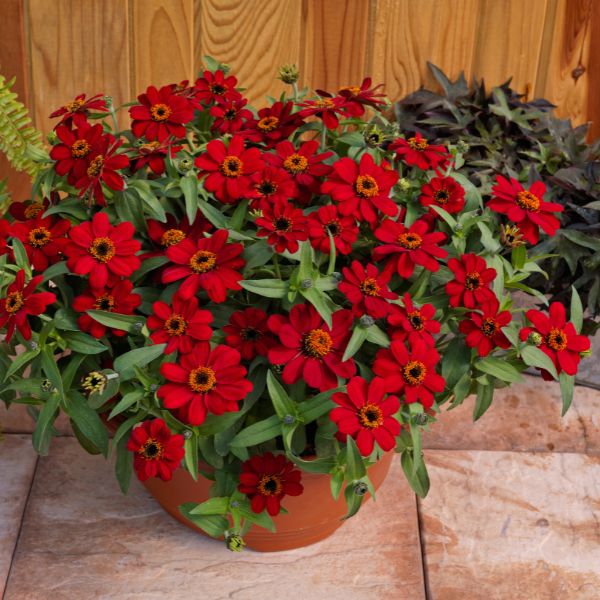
415,494 -> 431,600
2,452 -> 39,600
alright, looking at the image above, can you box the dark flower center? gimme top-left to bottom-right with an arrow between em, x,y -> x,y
28,227 -> 52,248
188,366 -> 216,393
161,229 -> 186,247
354,175 -> 379,199
189,250 -> 217,273
223,108 -> 238,121
165,314 -> 187,336
465,272 -> 482,291
314,100 -> 334,110
65,99 -> 85,113
241,326 -> 262,342
273,216 -> 292,233
339,86 -> 361,96
303,328 -> 332,358
481,318 -> 498,337
397,233 -> 422,250
258,474 -> 283,496
89,237 -> 115,263
140,438 -> 164,459
325,221 -> 341,236
71,139 -> 91,158
357,404 -> 383,429
257,116 -> 279,132
150,104 -> 172,123
359,278 -> 380,297
220,156 -> 243,178
209,83 -> 228,96
24,203 -> 43,219
94,293 -> 116,312
546,328 -> 567,351
407,311 -> 424,330
283,153 -> 308,174
258,181 -> 277,197
433,190 -> 450,204
403,360 -> 426,386
6,291 -> 24,314
87,155 -> 104,178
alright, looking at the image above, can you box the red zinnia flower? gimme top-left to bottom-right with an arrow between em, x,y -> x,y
162,229 -> 245,302
237,452 -> 303,517
338,261 -> 398,319
249,166 -> 297,211
223,308 -> 278,360
64,212 -> 141,288
263,140 -> 333,204
488,176 -> 563,244
330,376 -> 400,456
268,302 -> 356,392
239,101 -> 303,149
148,293 -> 213,354
390,133 -> 450,171
49,93 -> 108,129
459,297 -> 511,357
307,205 -> 358,255
169,79 -> 203,111
445,253 -> 496,309
255,201 -> 308,254
321,153 -> 399,223
209,97 -> 252,135
420,176 -> 465,215
129,85 -> 194,142
194,70 -> 242,105
74,137 -> 129,207
128,138 -> 182,176
519,302 -> 590,380
10,214 -> 70,271
387,293 -> 440,348
73,280 -> 142,339
8,194 -> 56,222
50,123 -> 104,185
373,339 -> 445,409
158,344 -> 252,426
195,135 -> 265,205
372,218 -> 448,278
143,211 -> 213,261
0,219 -> 10,257
319,78 -> 387,117
126,419 -> 185,482
297,96 -> 350,130
0,269 -> 56,342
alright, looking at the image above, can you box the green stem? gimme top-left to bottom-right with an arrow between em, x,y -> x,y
109,108 -> 120,137
292,82 -> 298,103
272,253 -> 282,280
320,121 -> 327,152
186,133 -> 197,153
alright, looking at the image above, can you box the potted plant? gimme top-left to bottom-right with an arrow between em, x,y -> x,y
0,58 -> 590,552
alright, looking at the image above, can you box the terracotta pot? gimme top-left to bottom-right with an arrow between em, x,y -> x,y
101,413 -> 394,552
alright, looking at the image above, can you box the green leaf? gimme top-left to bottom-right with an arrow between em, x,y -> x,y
12,238 -> 30,274
327,231 -> 336,276
53,307 -> 81,331
41,261 -> 70,284
197,412 -> 243,436
298,240 -> 314,282
343,325 -> 368,361
185,435 -> 199,482
559,372 -> 575,416
229,414 -> 282,447
71,419 -> 102,455
512,244 -> 527,270
266,370 -> 295,419
400,450 -> 430,498
449,371 -> 473,409
330,468 -> 344,501
189,497 -> 229,515
570,287 -> 583,334
108,389 -> 145,419
299,286 -> 332,328
61,330 -> 107,355
473,381 -> 494,421
41,346 -> 64,400
197,197 -> 228,229
441,338 -> 471,390
342,481 -> 364,519
365,324 -> 391,348
230,199 -> 249,232
286,452 -> 338,473
115,434 -> 134,495
238,500 -> 276,532
410,419 -> 422,477
239,278 -> 290,298
64,390 -> 109,458
108,412 -> 146,459
430,205 -> 457,229
85,310 -> 144,334
478,222 -> 501,253
520,345 -> 559,380
450,172 -> 483,211
179,502 -> 229,537
345,436 -> 367,481
180,175 -> 198,223
407,269 -> 431,301
32,394 -> 60,456
296,387 -> 343,423
129,256 -> 170,284
88,376 -> 120,409
474,355 -> 526,384
114,344 -> 167,380
4,348 -> 39,381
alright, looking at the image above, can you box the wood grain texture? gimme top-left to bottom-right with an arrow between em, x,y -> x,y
197,0 -> 301,108
535,0 -> 596,131
302,0 -> 369,94
26,0 -> 130,137
368,0 -> 479,103
472,0 -> 549,97
131,0 -> 194,96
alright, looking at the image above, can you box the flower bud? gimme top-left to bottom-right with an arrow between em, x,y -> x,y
456,140 -> 470,153
527,332 -> 543,346
380,97 -> 393,110
178,159 -> 193,173
284,414 -> 295,425
580,349 -> 592,359
364,125 -> 385,148
134,138 -> 146,149
45,131 -> 57,144
396,178 -> 410,192
272,364 -> 284,375
360,315 -> 375,328
103,95 -> 114,109
386,122 -> 400,136
454,223 -> 463,232
500,224 -> 525,249
133,321 -> 144,332
353,481 -> 368,496
83,371 -> 108,393
225,533 -> 245,552
29,340 -> 39,351
301,278 -> 313,290
149,383 -> 159,392
182,429 -> 193,439
218,63 -> 231,76
40,379 -> 55,393
475,356 -> 484,363
332,272 -> 343,282
413,412 -> 428,426
230,500 -> 239,509
276,63 -> 299,85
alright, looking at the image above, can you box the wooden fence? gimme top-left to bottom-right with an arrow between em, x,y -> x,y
1,0 -> 599,199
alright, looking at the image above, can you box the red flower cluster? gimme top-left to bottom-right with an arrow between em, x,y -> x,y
459,298 -> 511,357
255,201 -> 308,254
224,308 -> 278,360
194,70 -> 241,104
420,176 -> 465,215
240,101 -> 303,148
307,205 -> 358,255
249,166 -> 297,210
446,253 -> 496,309
210,98 -> 252,135
297,96 -> 350,129
390,132 -> 449,172
388,293 -> 440,348
49,94 -> 107,128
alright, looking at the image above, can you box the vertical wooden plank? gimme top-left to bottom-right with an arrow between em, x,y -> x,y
0,0 -> 32,200
471,0 -> 549,97
27,0 -> 130,137
132,0 -> 194,96
197,0 -> 301,108
368,0 -> 479,104
535,0 -> 596,131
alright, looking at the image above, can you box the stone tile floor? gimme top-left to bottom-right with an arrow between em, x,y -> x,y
1,373 -> 599,599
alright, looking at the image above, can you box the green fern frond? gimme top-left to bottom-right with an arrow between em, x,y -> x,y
0,177 -> 10,214
0,71 -> 46,177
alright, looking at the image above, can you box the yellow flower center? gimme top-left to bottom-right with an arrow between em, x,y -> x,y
139,141 -> 160,154
303,328 -> 332,357
283,153 -> 308,174
241,326 -> 262,342
408,137 -> 429,151
65,99 -> 85,113
546,328 -> 568,351
28,227 -> 52,248
87,155 -> 104,178
89,237 -> 115,263
465,272 -> 482,291
354,175 -> 379,199
397,233 -> 422,250
24,203 -> 44,219
70,139 -> 91,158
403,360 -> 427,386
209,82 -> 228,96
357,404 -> 383,429
359,277 -> 380,297
188,366 -> 217,393
150,103 -> 172,123
257,116 -> 279,132
94,293 -> 116,312
481,318 -> 498,337
161,229 -> 186,247
314,100 -> 334,110
339,86 -> 361,96
5,291 -> 24,314
433,190 -> 450,204
220,156 -> 243,178
407,311 -> 424,331
516,191 -> 540,212
273,216 -> 293,233
139,438 -> 164,459
189,250 -> 217,273
257,474 -> 283,496
164,314 -> 187,336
